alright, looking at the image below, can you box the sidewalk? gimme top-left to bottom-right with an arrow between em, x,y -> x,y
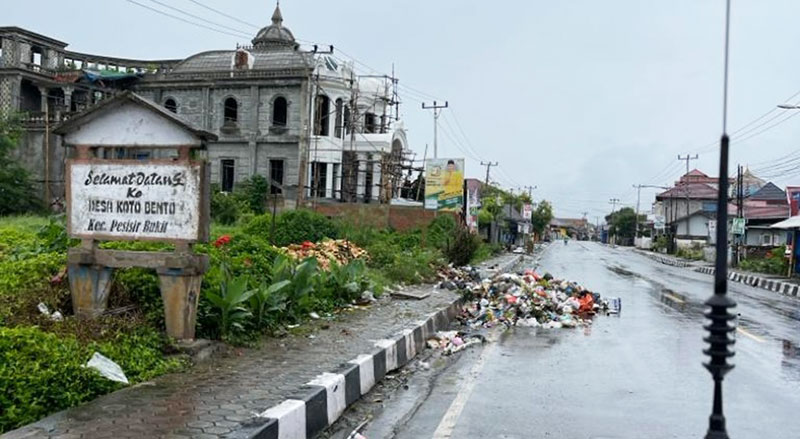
632,248 -> 800,298
3,253 -> 522,439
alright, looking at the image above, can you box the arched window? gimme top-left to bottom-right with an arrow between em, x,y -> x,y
334,98 -> 344,138
164,98 -> 177,114
314,95 -> 330,136
272,96 -> 287,126
224,97 -> 238,124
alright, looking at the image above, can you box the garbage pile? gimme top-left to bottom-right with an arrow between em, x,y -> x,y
449,269 -> 617,330
283,239 -> 368,270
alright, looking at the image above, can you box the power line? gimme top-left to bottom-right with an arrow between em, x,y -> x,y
146,0 -> 252,36
124,0 -> 249,39
185,0 -> 261,29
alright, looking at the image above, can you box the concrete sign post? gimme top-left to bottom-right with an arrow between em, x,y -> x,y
56,92 -> 215,341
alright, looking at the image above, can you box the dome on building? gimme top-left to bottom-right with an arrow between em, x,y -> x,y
252,4 -> 298,50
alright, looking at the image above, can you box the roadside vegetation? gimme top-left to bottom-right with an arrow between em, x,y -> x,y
739,245 -> 789,275
0,112 -> 506,432
0,199 -> 500,432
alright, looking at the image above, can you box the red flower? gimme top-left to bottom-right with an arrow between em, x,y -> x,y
302,241 -> 315,249
214,235 -> 232,248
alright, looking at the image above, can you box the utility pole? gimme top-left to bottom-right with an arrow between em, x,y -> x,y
734,164 -> 743,266
522,185 -> 537,199
421,101 -> 448,158
609,198 -> 620,245
481,161 -> 498,186
678,154 -> 699,237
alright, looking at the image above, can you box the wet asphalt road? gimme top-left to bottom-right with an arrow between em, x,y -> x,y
389,242 -> 800,439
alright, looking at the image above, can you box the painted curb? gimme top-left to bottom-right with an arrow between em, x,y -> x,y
692,266 -> 800,298
229,254 -> 522,439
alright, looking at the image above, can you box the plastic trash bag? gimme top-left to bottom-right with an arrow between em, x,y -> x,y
85,352 -> 129,384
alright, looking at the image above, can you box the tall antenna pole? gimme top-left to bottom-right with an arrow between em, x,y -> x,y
422,101 -> 448,158
705,0 -> 736,437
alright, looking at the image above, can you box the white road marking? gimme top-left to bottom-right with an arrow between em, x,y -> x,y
736,326 -> 765,343
432,331 -> 499,438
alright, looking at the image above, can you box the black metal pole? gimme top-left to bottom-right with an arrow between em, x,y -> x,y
704,1 -> 736,437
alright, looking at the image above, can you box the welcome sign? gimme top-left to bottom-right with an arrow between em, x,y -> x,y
68,162 -> 203,241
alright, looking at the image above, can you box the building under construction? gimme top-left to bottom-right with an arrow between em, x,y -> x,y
0,3 -> 415,209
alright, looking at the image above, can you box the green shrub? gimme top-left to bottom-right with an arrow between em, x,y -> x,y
739,246 -> 788,275
382,248 -> 441,284
113,268 -> 163,327
0,326 -> 183,433
0,252 -> 65,297
0,227 -> 38,258
35,215 -> 78,254
426,214 -> 458,250
443,226 -> 481,267
676,246 -> 704,261
211,190 -> 245,225
245,210 -> 339,246
236,175 -> 270,215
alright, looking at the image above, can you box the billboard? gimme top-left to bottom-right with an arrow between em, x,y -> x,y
466,185 -> 481,232
424,158 -> 464,211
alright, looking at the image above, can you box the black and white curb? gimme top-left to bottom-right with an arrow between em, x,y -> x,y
230,254 -> 523,439
635,250 -> 692,268
694,266 -> 800,297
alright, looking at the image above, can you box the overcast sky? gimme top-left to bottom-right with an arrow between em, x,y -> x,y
6,1 -> 800,218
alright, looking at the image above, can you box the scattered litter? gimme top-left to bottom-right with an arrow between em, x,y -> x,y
284,239 -> 368,270
357,290 -> 377,305
85,352 -> 129,384
309,312 -> 320,320
287,324 -> 300,329
37,303 -> 64,321
346,420 -> 370,439
427,330 -> 485,355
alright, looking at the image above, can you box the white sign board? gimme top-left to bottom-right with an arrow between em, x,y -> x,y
522,203 -> 532,220
68,162 -> 202,241
654,215 -> 666,230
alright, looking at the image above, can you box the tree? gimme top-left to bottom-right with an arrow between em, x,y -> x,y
605,207 -> 642,244
531,200 -> 553,238
0,114 -> 41,215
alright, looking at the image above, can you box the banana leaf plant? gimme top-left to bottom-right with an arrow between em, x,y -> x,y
204,275 -> 255,337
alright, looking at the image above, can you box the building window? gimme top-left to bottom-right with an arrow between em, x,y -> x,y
221,159 -> 235,192
314,95 -> 330,136
272,96 -> 287,126
164,98 -> 178,114
762,234 -> 773,246
269,159 -> 284,195
310,162 -> 327,198
364,113 -> 376,134
224,97 -> 238,125
334,98 -> 344,138
31,46 -> 43,67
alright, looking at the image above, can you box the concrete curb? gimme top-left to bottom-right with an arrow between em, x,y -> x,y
228,254 -> 523,439
693,266 -> 800,297
633,249 -> 692,268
